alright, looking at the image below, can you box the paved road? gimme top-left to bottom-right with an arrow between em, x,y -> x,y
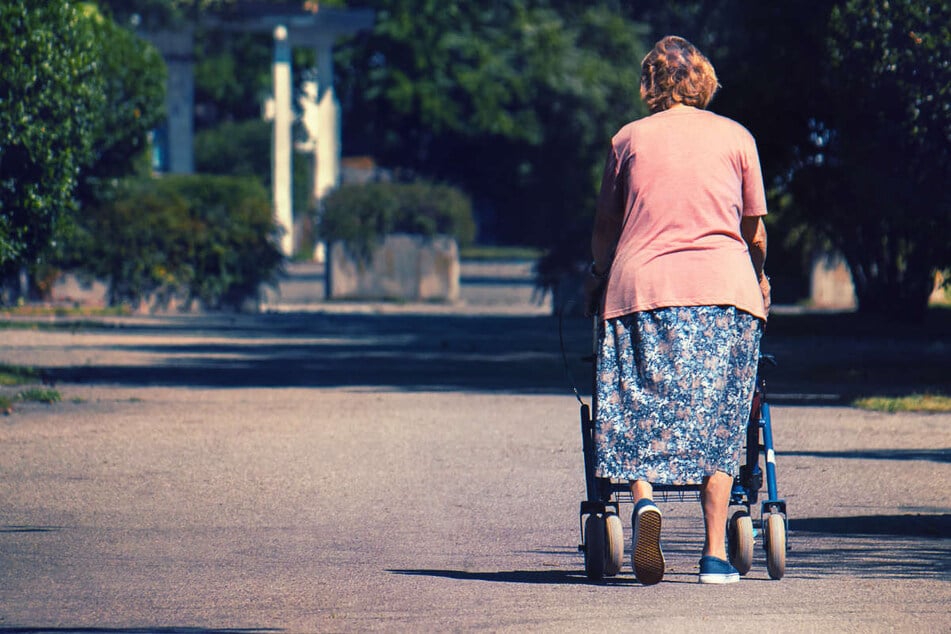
1,263 -> 949,632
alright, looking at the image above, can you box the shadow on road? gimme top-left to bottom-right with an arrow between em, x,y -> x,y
787,514 -> 951,581
783,448 -> 951,463
387,568 -> 685,586
28,308 -> 951,398
791,513 -> 951,539
0,525 -> 61,533
48,313 -> 586,394
388,568 -> 609,585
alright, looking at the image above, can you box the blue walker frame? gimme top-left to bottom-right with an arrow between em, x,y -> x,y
576,320 -> 789,581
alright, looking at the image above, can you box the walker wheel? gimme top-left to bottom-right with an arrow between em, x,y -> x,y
604,512 -> 625,577
584,514 -> 606,580
728,510 -> 755,575
765,511 -> 787,580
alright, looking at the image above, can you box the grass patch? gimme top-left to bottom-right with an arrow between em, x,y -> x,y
17,388 -> 61,404
1,385 -> 63,413
0,304 -> 129,318
0,319 -> 123,332
0,363 -> 39,386
460,245 -> 543,261
0,304 -> 130,332
853,394 -> 951,413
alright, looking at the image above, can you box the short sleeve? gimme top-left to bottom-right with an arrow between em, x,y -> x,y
741,134 -> 768,217
596,144 -> 624,218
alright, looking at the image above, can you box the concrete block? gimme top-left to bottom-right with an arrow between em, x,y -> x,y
327,234 -> 459,302
48,273 -> 108,308
810,251 -> 857,309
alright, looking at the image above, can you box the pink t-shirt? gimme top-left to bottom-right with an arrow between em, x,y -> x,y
597,106 -> 768,321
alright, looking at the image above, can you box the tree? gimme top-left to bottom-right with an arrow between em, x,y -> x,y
97,0 -> 242,30
623,0 -> 839,304
98,0 -> 332,131
0,1 -> 168,301
71,174 -> 282,310
77,4 -> 167,196
791,0 -> 950,320
0,0 -> 104,281
335,0 -> 649,249
626,0 -> 949,318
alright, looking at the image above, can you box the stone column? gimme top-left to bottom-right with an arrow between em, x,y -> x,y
145,29 -> 194,174
314,39 -> 341,203
272,25 -> 294,257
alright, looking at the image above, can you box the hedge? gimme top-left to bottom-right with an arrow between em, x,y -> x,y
66,174 -> 283,310
318,181 -> 475,261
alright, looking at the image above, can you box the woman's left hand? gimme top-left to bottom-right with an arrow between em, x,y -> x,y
759,274 -> 771,316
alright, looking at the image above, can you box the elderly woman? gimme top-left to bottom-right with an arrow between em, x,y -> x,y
585,35 -> 771,585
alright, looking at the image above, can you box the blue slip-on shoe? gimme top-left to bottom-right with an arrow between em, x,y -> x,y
631,499 -> 665,585
698,555 -> 740,584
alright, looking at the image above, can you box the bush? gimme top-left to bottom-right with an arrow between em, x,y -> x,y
194,118 -> 312,231
66,174 -> 282,310
319,181 -> 475,261
0,0 -> 103,274
194,119 -> 271,181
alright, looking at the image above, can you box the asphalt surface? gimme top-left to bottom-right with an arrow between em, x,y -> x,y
1,262 -> 949,632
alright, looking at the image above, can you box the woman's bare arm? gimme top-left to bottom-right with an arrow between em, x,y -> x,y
591,150 -> 624,275
740,216 -> 767,277
741,215 -> 770,314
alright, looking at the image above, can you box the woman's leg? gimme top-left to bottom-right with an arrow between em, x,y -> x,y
630,479 -> 664,584
630,479 -> 653,502
700,470 -> 733,559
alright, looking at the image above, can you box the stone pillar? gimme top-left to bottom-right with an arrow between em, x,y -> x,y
272,25 -> 294,257
314,39 -> 341,203
810,251 -> 857,309
145,29 -> 194,174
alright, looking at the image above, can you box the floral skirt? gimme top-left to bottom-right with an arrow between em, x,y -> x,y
595,306 -> 762,485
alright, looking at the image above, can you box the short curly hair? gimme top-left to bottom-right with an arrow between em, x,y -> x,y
640,36 -> 719,113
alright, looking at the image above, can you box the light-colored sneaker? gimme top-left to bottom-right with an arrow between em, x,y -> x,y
698,555 -> 740,584
631,499 -> 665,585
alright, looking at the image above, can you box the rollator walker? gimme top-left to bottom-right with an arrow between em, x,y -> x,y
571,318 -> 789,581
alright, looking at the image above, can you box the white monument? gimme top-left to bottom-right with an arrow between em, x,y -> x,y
150,7 -> 374,257
271,25 -> 294,255
264,9 -> 374,257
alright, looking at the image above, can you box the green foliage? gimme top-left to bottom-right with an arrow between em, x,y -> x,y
0,0 -> 104,274
460,245 -> 543,261
194,119 -> 272,179
790,0 -> 950,320
0,364 -> 39,387
0,0 -> 167,300
320,181 -> 475,261
97,0 -> 241,30
854,394 -> 951,413
0,362 -> 58,412
192,30 -> 273,127
169,175 -> 285,307
622,1 -> 839,302
193,118 -> 312,242
622,1 -> 949,317
17,387 -> 61,405
65,175 -> 283,310
80,4 -> 167,186
337,1 -> 648,248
